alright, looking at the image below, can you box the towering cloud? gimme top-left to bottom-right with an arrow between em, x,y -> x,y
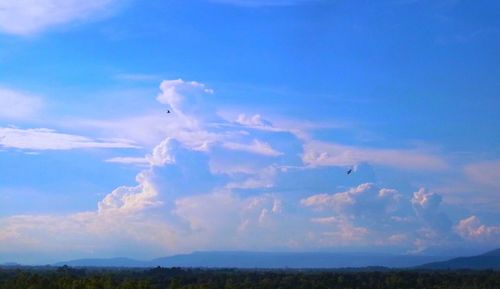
0,79 -> 497,262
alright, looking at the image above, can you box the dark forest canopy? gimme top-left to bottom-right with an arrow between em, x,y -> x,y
1,266 -> 499,289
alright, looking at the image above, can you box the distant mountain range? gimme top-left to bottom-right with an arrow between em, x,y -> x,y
54,257 -> 149,268
0,262 -> 21,267
417,248 -> 500,270
54,251 -> 449,269
44,248 -> 500,270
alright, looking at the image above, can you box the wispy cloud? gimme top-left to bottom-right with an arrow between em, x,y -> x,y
0,127 -> 138,150
464,160 -> 500,189
105,156 -> 149,165
222,139 -> 282,156
0,87 -> 43,120
114,73 -> 162,82
302,140 -> 448,171
0,0 -> 122,35
209,0 -> 320,7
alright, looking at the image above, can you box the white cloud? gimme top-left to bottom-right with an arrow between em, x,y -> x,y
173,191 -> 284,248
310,217 -> 370,245
385,234 -> 408,245
411,188 -> 442,214
410,188 -> 452,235
455,215 -> 500,241
301,183 -> 402,214
98,171 -> 162,214
235,113 -> 273,128
0,0 -> 120,35
114,73 -> 161,82
77,80 -> 281,157
0,127 -> 138,150
3,77 -> 498,261
209,0 -> 319,7
222,139 -> 282,156
0,87 -> 43,119
301,183 -> 459,250
301,192 -> 353,210
208,160 -> 261,176
225,166 -> 277,189
0,144 -> 172,261
106,156 -> 149,165
157,79 -> 214,113
464,160 -> 500,189
302,140 -> 448,171
146,137 -> 176,166
0,212 -> 177,262
310,216 -> 337,224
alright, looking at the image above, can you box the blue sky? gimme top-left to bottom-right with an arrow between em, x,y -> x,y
0,0 -> 499,264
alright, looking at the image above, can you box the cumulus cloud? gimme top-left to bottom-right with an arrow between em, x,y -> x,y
301,183 -> 460,250
411,188 -> 451,232
157,79 -> 214,114
0,87 -> 43,119
98,171 -> 162,214
0,127 -> 138,151
0,0 -> 121,35
307,216 -> 370,245
146,137 -> 176,166
2,78 -> 498,261
301,183 -> 405,244
455,215 -> 500,241
321,224 -> 369,243
225,165 -> 277,190
173,191 -> 285,249
301,183 -> 402,215
0,79 -> 291,260
411,188 -> 442,215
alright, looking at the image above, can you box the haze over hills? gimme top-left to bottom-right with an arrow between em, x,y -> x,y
54,251 -> 449,269
0,262 -> 21,268
54,258 -> 149,268
418,248 -> 500,270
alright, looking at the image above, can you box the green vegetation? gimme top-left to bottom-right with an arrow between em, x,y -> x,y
0,266 -> 499,289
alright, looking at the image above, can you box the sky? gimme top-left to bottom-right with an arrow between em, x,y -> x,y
0,0 -> 499,264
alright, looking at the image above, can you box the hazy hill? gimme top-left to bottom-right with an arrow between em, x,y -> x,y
53,251 -> 447,268
151,251 -> 447,268
0,262 -> 22,268
418,248 -> 500,270
54,257 -> 149,268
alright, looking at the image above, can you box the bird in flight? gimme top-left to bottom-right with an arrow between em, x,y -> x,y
347,168 -> 353,175
167,110 -> 171,114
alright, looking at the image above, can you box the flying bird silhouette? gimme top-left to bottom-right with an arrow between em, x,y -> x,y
347,168 -> 353,175
167,110 -> 171,114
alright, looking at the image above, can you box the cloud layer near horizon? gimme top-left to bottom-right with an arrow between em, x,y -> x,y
1,79 -> 498,263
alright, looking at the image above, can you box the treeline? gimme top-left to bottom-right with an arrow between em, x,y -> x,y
0,266 -> 499,289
